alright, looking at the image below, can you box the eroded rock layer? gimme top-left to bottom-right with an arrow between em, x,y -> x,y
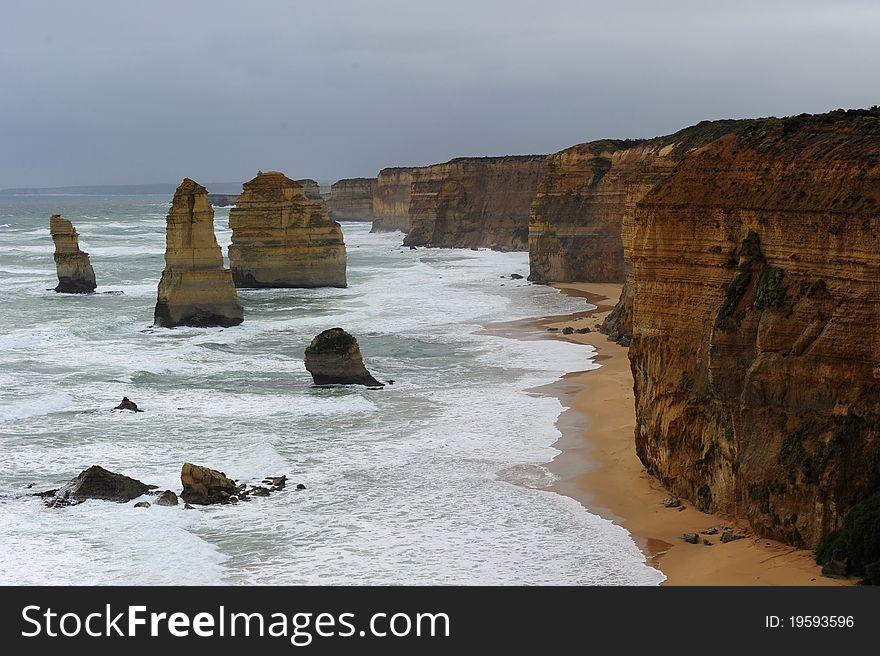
628,109 -> 880,548
153,178 -> 243,328
228,171 -> 346,288
49,215 -> 97,293
530,120 -> 752,284
328,177 -> 375,221
403,156 -> 547,250
371,167 -> 415,232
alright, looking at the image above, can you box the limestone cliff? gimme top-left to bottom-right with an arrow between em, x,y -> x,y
403,156 -> 547,250
228,171 -> 346,288
530,120 -> 753,284
328,178 -> 375,221
627,108 -> 880,548
371,167 -> 414,232
49,215 -> 97,293
153,178 -> 243,328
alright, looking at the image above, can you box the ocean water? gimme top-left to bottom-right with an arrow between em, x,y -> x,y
0,195 -> 663,585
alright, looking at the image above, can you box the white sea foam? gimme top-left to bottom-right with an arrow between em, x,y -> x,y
0,212 -> 663,585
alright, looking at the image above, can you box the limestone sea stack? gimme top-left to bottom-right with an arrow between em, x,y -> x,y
228,171 -> 347,288
153,178 -> 243,328
371,167 -> 415,233
402,155 -> 548,250
49,215 -> 97,293
626,108 -> 880,548
304,328 -> 383,387
327,177 -> 376,221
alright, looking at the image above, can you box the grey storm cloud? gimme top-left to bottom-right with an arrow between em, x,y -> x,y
1,0 -> 878,187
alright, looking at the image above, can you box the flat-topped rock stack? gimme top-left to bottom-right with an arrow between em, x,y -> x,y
49,215 -> 97,293
371,167 -> 415,233
153,178 -> 243,328
228,171 -> 347,288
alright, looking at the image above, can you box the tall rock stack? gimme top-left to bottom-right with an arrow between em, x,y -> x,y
49,215 -> 97,293
228,171 -> 347,288
327,177 -> 376,221
371,167 -> 415,233
153,178 -> 243,328
296,179 -> 323,202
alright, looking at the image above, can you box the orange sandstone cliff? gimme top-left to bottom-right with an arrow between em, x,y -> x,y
402,155 -> 547,250
327,177 -> 375,221
529,121 -> 751,285
371,167 -> 415,233
627,109 -> 880,548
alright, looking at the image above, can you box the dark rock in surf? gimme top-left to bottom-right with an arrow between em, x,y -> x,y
113,396 -> 143,412
156,490 -> 179,506
44,465 -> 153,507
304,328 -> 384,387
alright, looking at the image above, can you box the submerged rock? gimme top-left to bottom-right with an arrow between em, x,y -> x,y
113,396 -> 143,412
45,465 -> 153,506
228,171 -> 347,288
134,501 -> 151,509
180,462 -> 237,505
49,215 -> 97,293
304,328 -> 383,387
153,178 -> 243,328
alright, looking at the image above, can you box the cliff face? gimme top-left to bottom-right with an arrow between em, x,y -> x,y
530,121 -> 752,284
49,215 -> 97,293
228,171 -> 346,288
371,167 -> 414,232
154,178 -> 243,328
402,156 -> 547,250
627,109 -> 880,548
327,177 -> 375,221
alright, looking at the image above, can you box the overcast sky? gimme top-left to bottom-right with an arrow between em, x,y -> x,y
1,0 -> 878,187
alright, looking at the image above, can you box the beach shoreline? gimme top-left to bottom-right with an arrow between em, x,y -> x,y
490,282 -> 846,586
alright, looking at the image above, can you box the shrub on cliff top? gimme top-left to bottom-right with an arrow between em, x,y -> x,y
815,493 -> 880,584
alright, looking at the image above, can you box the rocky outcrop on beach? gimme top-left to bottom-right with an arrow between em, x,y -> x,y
44,465 -> 153,506
49,215 -> 97,293
304,328 -> 383,387
626,108 -> 880,548
328,178 -> 375,221
529,120 -> 753,285
153,178 -> 244,328
180,462 -> 237,505
228,171 -> 347,288
403,156 -> 548,250
371,167 -> 415,232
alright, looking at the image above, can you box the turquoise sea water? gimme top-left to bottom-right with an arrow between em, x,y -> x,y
0,195 -> 663,585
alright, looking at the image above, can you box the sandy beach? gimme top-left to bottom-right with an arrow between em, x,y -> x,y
510,282 -> 848,586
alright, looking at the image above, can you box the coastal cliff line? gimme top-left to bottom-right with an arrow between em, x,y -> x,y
327,177 -> 375,221
625,108 -> 880,549
371,167 -> 415,233
403,155 -> 547,251
529,120 -> 753,285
